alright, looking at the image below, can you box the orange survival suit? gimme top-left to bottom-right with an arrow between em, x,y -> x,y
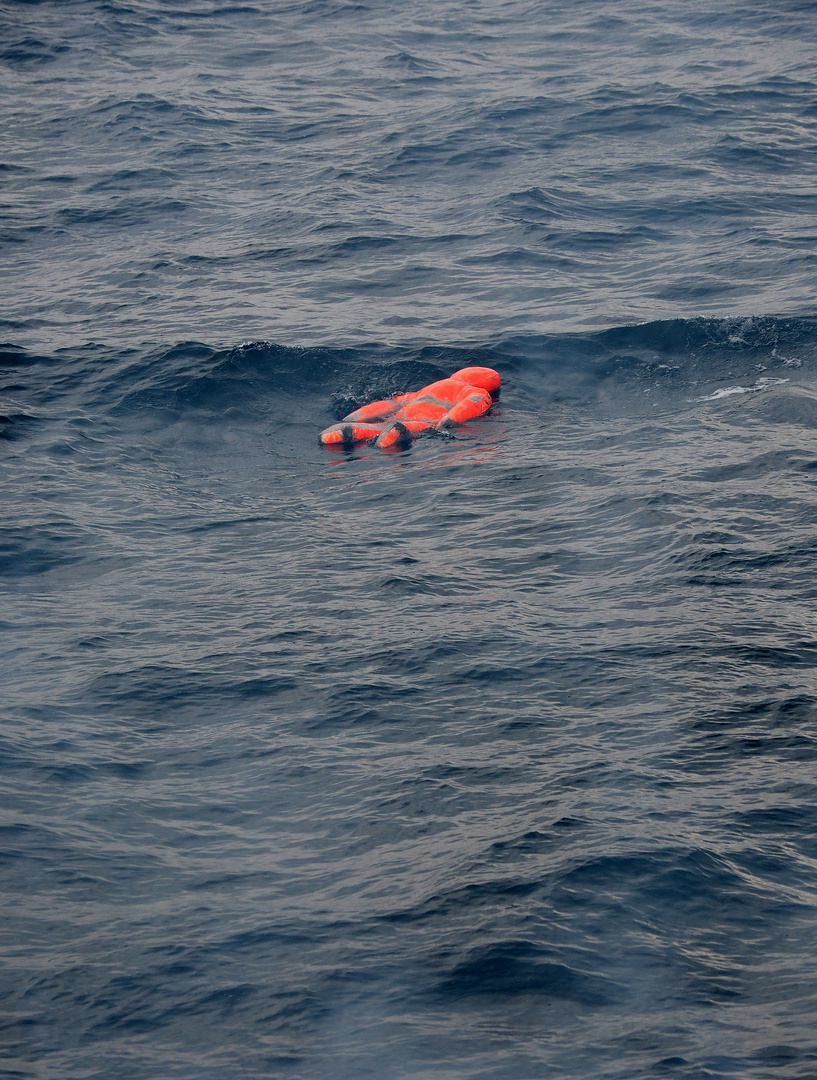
319,366 -> 501,449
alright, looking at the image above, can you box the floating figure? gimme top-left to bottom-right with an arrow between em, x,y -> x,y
319,366 -> 501,449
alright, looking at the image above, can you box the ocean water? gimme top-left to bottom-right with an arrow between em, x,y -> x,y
3,3 -> 817,1079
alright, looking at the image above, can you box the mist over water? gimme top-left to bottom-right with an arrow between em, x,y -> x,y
3,3 -> 817,1079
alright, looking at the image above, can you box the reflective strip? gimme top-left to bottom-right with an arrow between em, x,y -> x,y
416,394 -> 454,409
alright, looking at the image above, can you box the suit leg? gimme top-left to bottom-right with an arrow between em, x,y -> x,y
319,422 -> 384,446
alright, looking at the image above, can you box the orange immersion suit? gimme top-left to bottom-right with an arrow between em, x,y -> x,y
319,366 -> 501,449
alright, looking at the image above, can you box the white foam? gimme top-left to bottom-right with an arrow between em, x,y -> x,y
699,377 -> 788,401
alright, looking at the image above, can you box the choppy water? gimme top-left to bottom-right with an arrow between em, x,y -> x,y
3,3 -> 817,1079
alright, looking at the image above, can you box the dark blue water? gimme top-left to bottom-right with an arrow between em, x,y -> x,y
3,3 -> 817,1078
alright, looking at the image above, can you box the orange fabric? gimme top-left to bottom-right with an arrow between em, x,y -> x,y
319,422 -> 384,445
449,367 -> 501,394
375,422 -> 411,449
399,399 -> 448,423
344,392 -> 415,422
319,366 -> 500,448
440,388 -> 492,426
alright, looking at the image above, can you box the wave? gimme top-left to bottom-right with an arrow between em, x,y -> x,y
2,316 -> 816,432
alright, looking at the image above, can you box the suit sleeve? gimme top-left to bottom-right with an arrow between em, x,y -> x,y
437,387 -> 493,429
